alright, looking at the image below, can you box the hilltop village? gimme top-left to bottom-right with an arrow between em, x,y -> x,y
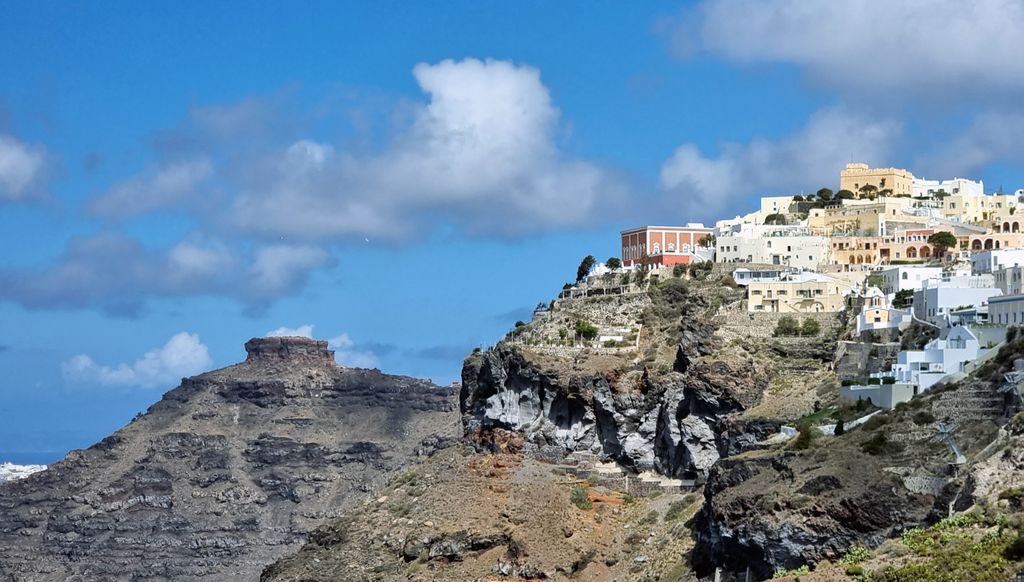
566,162 -> 1024,412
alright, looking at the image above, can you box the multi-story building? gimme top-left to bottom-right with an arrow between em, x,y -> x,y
746,272 -> 854,313
988,294 -> 1024,326
841,326 -> 983,408
913,272 -> 1001,324
994,266 -> 1024,296
912,177 -> 984,199
876,266 -> 943,295
972,249 -> 1024,274
807,198 -> 925,236
715,225 -> 830,271
620,225 -> 714,267
840,163 -> 914,197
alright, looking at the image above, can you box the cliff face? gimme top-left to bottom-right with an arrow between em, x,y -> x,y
460,280 -> 767,480
0,337 -> 457,582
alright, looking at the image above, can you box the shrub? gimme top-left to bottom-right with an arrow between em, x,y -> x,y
834,418 -> 845,436
800,318 -> 821,337
882,376 -> 896,385
861,432 -> 902,456
663,500 -> 690,522
672,263 -> 686,278
1004,534 -> 1024,560
845,564 -> 865,576
622,494 -> 635,505
620,272 -> 631,286
791,421 -> 818,450
570,486 -> 592,510
774,316 -> 800,337
912,410 -> 936,425
575,320 -> 599,340
606,257 -> 622,270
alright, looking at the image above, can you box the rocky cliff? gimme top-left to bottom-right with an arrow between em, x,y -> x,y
460,279 -> 766,481
0,337 -> 457,582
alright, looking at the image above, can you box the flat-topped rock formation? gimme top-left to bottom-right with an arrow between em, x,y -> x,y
0,337 -> 458,582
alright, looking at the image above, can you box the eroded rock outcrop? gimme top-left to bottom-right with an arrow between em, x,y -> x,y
0,337 -> 457,581
461,332 -> 767,480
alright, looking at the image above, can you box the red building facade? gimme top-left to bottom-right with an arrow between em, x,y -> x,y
620,225 -> 714,267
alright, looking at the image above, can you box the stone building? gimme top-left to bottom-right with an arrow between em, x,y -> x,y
840,163 -> 914,197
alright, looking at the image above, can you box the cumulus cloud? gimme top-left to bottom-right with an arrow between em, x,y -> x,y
0,134 -> 49,201
265,324 -> 315,338
91,59 -> 627,240
0,233 -> 334,315
89,158 -> 213,218
667,0 -> 1024,100
658,107 -> 898,221
61,332 -> 212,389
263,324 -> 379,368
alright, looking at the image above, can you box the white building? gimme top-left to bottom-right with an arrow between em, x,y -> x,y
913,177 -> 985,198
876,265 -> 943,295
856,287 -> 913,334
973,249 -> 1024,275
913,273 -> 1001,324
716,226 -> 830,271
841,326 -> 983,408
994,265 -> 1024,296
988,294 -> 1024,326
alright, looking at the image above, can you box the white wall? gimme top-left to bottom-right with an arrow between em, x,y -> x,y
972,249 -> 1024,274
913,177 -> 984,198
877,266 -> 943,295
839,383 -> 917,409
716,235 -> 829,270
913,285 -> 1002,323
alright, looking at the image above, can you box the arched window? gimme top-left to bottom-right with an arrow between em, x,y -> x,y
667,243 -> 675,251
902,272 -> 908,280
652,243 -> 660,254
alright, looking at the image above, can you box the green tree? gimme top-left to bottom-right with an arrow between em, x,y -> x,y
816,188 -> 834,202
672,263 -> 687,278
858,184 -> 878,199
836,189 -> 856,200
605,257 -> 622,270
635,254 -> 651,287
774,316 -> 800,337
698,234 -> 716,248
620,271 -> 631,286
801,318 -> 821,337
764,213 -> 787,225
834,417 -> 845,436
576,255 -> 596,282
792,195 -> 804,202
928,231 -> 958,261
893,289 -> 914,308
575,320 -> 599,340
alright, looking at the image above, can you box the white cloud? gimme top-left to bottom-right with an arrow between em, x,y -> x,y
265,324 -> 315,338
658,107 -> 898,221
669,0 -> 1024,99
248,244 -> 332,297
263,324 -> 379,368
62,332 -> 212,389
89,159 -> 213,218
229,58 -> 628,239
0,134 -> 48,201
0,233 -> 333,315
326,333 -> 379,369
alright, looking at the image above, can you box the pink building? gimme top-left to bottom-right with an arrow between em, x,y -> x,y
620,225 -> 714,267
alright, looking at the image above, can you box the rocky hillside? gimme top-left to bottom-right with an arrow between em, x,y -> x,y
0,337 -> 457,582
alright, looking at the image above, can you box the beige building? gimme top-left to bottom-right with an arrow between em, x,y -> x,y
747,273 -> 854,313
840,163 -> 914,197
807,198 -> 925,236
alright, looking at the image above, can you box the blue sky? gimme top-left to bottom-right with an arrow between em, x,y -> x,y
2,1 -> 1024,462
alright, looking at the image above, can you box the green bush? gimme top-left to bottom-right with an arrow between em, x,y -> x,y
570,486 -> 592,510
800,318 -> 821,337
663,500 -> 690,522
575,320 -> 599,340
774,316 -> 800,337
672,263 -> 686,278
791,421 -> 818,450
861,432 -> 902,456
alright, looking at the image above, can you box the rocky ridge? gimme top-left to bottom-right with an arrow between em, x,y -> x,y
0,337 -> 457,582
